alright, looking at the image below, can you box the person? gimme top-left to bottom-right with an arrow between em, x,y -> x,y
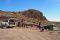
21,19 -> 25,27
38,22 -> 41,29
38,22 -> 44,32
17,21 -> 20,27
40,23 -> 44,32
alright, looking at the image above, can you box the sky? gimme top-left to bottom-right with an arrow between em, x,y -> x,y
0,0 -> 60,22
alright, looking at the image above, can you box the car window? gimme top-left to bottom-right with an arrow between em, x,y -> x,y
9,19 -> 15,22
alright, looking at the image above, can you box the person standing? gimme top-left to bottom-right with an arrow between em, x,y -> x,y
38,22 -> 44,32
38,22 -> 41,29
40,23 -> 44,32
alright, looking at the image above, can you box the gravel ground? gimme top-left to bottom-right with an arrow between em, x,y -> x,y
0,28 -> 60,40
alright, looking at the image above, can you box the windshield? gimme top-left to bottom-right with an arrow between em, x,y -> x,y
9,19 -> 15,22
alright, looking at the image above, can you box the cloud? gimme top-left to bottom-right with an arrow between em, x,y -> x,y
48,18 -> 60,22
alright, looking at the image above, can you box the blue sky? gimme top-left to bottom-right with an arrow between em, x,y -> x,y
0,0 -> 60,22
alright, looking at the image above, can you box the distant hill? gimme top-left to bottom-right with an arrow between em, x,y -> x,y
49,21 -> 60,26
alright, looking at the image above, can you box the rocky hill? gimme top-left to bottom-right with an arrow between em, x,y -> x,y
0,9 -> 47,24
22,9 -> 47,21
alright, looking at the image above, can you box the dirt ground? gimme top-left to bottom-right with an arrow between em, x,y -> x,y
0,27 -> 60,40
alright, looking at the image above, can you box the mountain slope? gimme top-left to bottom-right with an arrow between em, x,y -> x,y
22,9 -> 47,21
0,9 -> 47,23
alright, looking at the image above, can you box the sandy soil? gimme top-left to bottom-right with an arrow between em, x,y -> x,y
0,27 -> 60,40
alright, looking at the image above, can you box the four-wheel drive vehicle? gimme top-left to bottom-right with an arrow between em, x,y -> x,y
1,18 -> 18,28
